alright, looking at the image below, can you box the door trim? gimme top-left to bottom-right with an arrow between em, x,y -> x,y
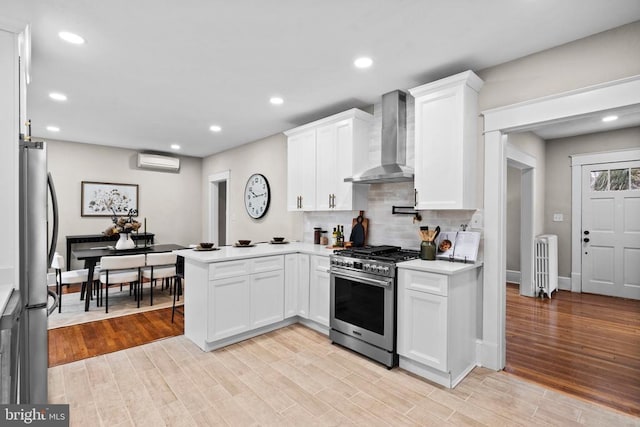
481,74 -> 640,371
208,170 -> 230,246
570,149 -> 640,293
506,144 -> 536,297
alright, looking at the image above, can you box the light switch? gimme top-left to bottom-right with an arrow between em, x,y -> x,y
553,213 -> 563,222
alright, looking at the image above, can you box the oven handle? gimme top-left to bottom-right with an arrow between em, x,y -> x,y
331,271 -> 392,288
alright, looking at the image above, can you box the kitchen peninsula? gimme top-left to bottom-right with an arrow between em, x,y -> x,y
175,243 -> 334,352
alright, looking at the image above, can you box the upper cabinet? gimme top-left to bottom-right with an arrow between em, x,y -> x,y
285,109 -> 372,212
409,71 -> 484,210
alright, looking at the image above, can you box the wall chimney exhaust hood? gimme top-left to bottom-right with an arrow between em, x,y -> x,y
345,90 -> 413,184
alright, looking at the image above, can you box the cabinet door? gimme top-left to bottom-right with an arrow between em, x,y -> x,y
297,254 -> 310,318
309,256 -> 330,327
284,254 -> 299,318
412,73 -> 480,210
250,270 -> 285,328
208,276 -> 250,341
398,287 -> 448,372
315,123 -> 336,210
287,130 -> 316,211
285,253 -> 310,319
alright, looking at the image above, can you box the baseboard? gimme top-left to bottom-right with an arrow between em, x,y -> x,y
506,270 -> 520,284
506,269 -> 571,291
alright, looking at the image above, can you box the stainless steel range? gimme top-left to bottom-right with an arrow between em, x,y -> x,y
329,245 -> 419,368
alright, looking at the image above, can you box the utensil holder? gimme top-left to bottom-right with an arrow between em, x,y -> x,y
420,240 -> 436,260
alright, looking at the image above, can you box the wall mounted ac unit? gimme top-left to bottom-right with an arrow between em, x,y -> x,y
137,153 -> 180,171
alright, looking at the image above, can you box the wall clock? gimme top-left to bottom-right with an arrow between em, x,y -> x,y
244,173 -> 270,219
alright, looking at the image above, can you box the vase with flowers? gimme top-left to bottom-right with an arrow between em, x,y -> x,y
103,208 -> 141,250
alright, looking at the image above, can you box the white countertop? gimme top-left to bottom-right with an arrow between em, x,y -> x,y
397,259 -> 483,275
0,284 -> 15,314
175,241 -> 334,263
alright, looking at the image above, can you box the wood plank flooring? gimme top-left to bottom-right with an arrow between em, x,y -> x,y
48,307 -> 183,367
49,324 -> 639,426
505,283 -> 640,417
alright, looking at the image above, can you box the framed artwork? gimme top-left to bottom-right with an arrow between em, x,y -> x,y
81,181 -> 139,217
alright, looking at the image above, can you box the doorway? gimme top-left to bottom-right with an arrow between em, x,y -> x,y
481,75 -> 640,370
575,157 -> 640,299
208,171 -> 230,246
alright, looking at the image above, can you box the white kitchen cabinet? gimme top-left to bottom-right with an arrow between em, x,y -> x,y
397,263 -> 481,388
195,255 -> 286,345
286,129 -> 316,211
284,253 -> 310,318
309,255 -> 330,327
285,109 -> 372,212
409,70 -> 484,210
251,269 -> 285,328
208,275 -> 251,341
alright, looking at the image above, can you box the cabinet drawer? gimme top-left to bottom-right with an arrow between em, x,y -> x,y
312,255 -> 330,272
250,255 -> 284,274
209,260 -> 250,280
399,269 -> 448,296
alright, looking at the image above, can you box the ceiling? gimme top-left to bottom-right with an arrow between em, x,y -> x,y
3,1 -> 640,158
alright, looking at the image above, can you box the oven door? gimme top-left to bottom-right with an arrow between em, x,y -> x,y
330,268 -> 395,351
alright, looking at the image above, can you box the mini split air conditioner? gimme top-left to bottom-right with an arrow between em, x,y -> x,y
136,153 -> 180,171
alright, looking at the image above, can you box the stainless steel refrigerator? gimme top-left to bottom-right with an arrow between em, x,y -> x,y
18,136 -> 59,404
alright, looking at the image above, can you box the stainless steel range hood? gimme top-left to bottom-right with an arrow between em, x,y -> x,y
345,90 -> 414,184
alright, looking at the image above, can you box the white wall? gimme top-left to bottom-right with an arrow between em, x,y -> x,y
506,166 -> 521,271
47,139 -> 202,268
201,133 -> 303,244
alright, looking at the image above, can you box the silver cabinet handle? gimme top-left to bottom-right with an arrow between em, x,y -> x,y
414,188 -> 417,206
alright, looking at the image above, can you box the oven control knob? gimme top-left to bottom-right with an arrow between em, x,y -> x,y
381,266 -> 389,274
364,263 -> 371,271
371,265 -> 379,273
346,261 -> 353,268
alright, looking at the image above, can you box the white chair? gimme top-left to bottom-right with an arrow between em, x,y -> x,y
142,253 -> 177,307
99,254 -> 146,313
50,253 -> 100,313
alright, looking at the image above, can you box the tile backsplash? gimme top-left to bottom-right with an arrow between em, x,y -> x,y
303,181 -> 480,253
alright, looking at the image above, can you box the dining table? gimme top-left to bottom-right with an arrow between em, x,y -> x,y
73,243 -> 186,311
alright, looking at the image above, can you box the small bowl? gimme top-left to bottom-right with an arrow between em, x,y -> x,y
272,237 -> 285,242
199,242 -> 214,249
237,240 -> 251,246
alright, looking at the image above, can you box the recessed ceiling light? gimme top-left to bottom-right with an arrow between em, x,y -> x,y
354,57 -> 373,69
49,92 -> 67,101
209,125 -> 222,132
602,115 -> 618,122
270,97 -> 284,105
170,144 -> 181,150
58,31 -> 85,45
46,126 -> 60,132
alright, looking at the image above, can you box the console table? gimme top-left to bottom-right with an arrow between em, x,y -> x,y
65,233 -> 155,271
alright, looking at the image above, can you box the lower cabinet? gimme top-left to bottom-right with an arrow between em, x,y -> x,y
397,265 -> 480,388
251,270 -> 285,328
309,255 -> 330,327
284,253 -> 310,319
207,256 -> 284,342
209,275 -> 250,341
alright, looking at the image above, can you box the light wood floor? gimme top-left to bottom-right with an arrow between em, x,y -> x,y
505,283 -> 640,417
48,324 -> 639,426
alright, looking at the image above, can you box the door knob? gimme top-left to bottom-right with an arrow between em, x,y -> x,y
583,238 -> 590,243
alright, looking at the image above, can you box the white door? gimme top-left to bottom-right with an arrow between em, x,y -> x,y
582,161 -> 640,299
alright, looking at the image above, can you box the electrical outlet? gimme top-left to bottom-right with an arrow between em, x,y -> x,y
553,213 -> 563,222
471,210 -> 483,229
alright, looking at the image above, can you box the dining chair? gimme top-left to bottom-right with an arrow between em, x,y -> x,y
50,252 -> 100,313
99,254 -> 146,313
141,253 -> 178,307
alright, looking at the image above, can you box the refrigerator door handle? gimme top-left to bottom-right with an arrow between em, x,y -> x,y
47,172 -> 59,267
47,289 -> 59,317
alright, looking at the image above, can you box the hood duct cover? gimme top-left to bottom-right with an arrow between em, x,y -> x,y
345,90 -> 414,184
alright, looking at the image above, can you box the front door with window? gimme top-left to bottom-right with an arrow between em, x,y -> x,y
582,161 -> 640,299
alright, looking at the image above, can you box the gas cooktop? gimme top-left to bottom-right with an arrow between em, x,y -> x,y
333,245 -> 419,263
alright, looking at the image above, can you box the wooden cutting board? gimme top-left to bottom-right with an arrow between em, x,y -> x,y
350,211 -> 368,247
